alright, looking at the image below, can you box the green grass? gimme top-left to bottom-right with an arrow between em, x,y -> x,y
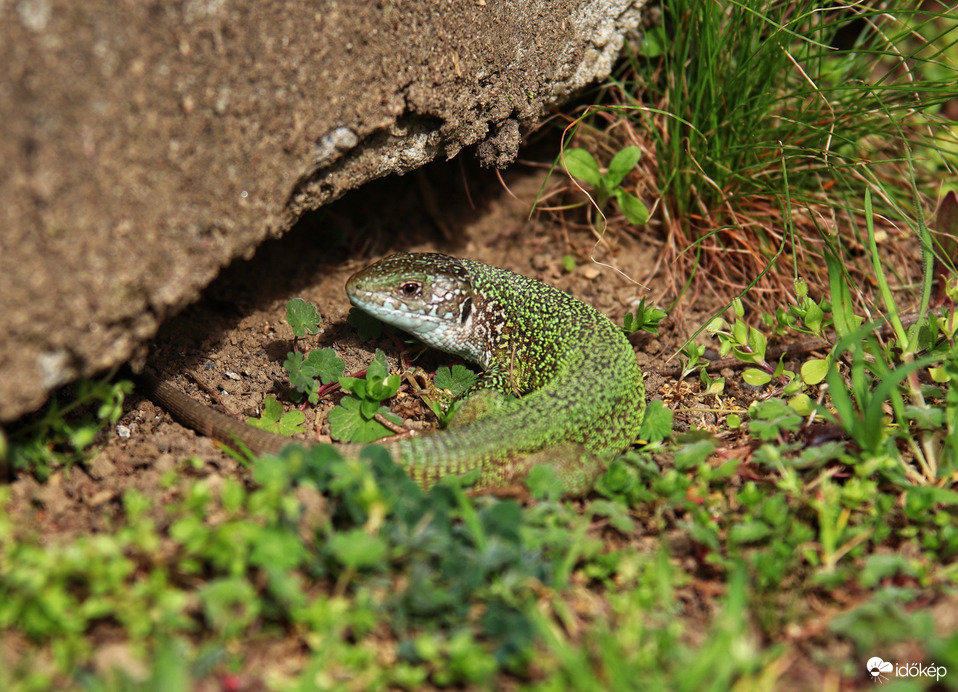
546,0 -> 957,308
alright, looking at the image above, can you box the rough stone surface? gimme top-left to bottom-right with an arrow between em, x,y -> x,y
0,0 -> 646,421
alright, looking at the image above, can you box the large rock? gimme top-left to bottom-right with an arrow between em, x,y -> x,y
0,0 -> 645,421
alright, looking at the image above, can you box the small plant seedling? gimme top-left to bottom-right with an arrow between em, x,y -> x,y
277,298 -> 461,443
286,298 -> 322,339
622,299 -> 666,335
637,400 -> 673,445
706,299 -> 800,393
4,375 -> 132,480
248,396 -> 307,437
747,398 -> 803,442
700,370 -> 726,397
284,348 -> 346,405
329,350 -> 403,443
563,145 -> 650,227
282,298 -> 344,404
433,365 -> 479,399
422,365 -> 480,426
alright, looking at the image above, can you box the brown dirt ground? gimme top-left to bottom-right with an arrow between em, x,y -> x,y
3,149 -> 950,689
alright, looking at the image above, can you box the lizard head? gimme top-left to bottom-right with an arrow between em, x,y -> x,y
346,253 -> 476,346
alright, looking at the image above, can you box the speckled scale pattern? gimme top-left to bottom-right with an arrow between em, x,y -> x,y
346,253 -> 646,494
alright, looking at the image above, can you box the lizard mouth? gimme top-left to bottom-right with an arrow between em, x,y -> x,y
347,293 -> 445,335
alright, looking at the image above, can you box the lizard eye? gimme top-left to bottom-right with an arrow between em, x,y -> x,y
399,281 -> 422,297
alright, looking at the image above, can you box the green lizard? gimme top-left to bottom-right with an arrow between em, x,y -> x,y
136,252 -> 646,495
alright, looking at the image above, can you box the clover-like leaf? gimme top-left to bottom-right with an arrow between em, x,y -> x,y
328,529 -> 388,570
328,396 -> 401,443
286,298 -> 322,338
284,351 -> 321,403
303,348 -> 346,386
638,400 -> 673,443
247,396 -> 307,437
434,365 -> 479,398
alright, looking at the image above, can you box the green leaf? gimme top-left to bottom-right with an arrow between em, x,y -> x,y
590,499 -> 635,533
284,347 -> 344,403
328,529 -> 387,570
825,249 -> 860,340
747,326 -> 767,360
673,438 -> 715,470
729,521 -> 773,544
623,299 -> 666,334
286,298 -> 322,338
742,368 -> 772,386
247,396 -> 307,437
347,307 -> 384,341
434,365 -> 479,398
284,351 -> 320,403
788,394 -> 814,416
365,350 -> 401,401
638,400 -> 673,443
366,349 -> 389,381
197,578 -> 259,637
705,317 -> 727,334
615,189 -> 650,225
803,301 -> 824,334
638,24 -> 666,57
257,395 -> 281,423
303,348 -> 346,385
360,397 -> 381,419
562,148 -> 601,187
367,374 -> 401,401
328,396 -> 401,443
928,366 -> 949,383
606,145 -> 642,187
801,358 -> 829,385
525,465 -> 564,501
66,424 -> 99,450
249,527 -> 307,572
749,398 -> 802,440
338,376 -> 367,397
731,319 -> 748,346
703,375 -> 725,396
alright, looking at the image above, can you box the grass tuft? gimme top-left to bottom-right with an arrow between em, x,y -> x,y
540,0 -> 958,312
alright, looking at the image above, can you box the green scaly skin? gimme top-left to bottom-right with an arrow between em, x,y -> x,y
137,253 -> 646,495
